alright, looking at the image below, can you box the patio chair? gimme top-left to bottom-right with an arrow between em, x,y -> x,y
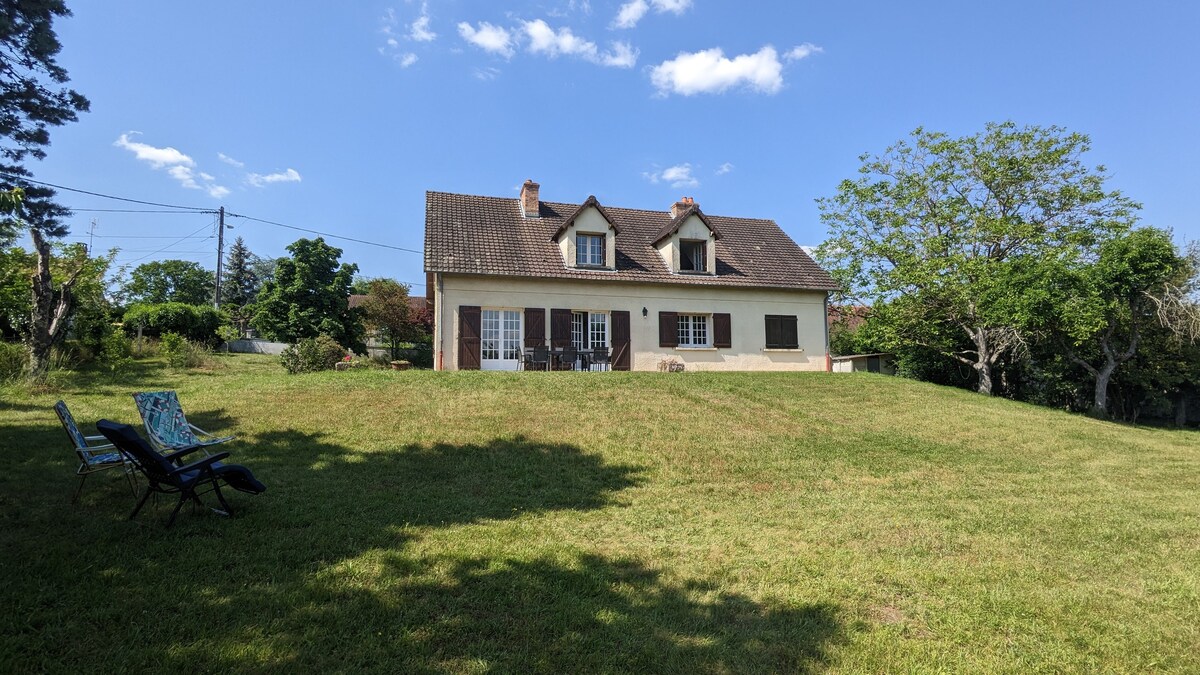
528,346 -> 551,371
96,420 -> 266,527
54,401 -> 138,502
561,346 -> 580,371
133,391 -> 235,453
590,347 -> 611,371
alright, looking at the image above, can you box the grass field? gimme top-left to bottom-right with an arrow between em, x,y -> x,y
1,354 -> 1197,672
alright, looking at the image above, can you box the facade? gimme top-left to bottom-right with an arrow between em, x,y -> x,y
424,180 -> 839,371
831,353 -> 897,375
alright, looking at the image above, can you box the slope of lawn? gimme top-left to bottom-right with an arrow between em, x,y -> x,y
1,354 -> 1197,673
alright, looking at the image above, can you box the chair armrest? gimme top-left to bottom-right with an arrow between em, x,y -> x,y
84,434 -> 108,441
81,443 -> 117,455
189,424 -> 234,441
170,452 -> 231,476
164,445 -> 208,462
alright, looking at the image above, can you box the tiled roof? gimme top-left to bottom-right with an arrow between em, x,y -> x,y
424,191 -> 839,291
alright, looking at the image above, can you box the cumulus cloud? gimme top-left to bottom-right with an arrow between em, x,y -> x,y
409,2 -> 437,42
521,20 -> 637,67
649,46 -> 784,96
115,132 -> 229,198
644,163 -> 699,188
612,0 -> 691,29
396,52 -> 418,67
458,21 -> 515,58
217,152 -> 244,168
784,42 -> 823,61
715,162 -> 734,175
247,168 -> 302,187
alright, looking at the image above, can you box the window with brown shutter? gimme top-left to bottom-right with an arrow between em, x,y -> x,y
713,313 -> 731,348
550,309 -> 572,348
658,311 -> 678,347
524,308 -> 546,347
764,315 -> 799,349
458,305 -> 481,369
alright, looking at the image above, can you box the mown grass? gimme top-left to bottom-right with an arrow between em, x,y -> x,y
1,355 -> 1197,672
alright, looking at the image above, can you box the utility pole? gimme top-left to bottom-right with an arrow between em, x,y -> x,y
214,206 -> 225,308
87,218 -> 97,254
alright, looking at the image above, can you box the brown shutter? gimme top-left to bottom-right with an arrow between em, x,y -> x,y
550,308 -> 572,348
458,305 -> 481,370
713,313 -> 731,348
611,310 -> 631,371
658,311 -> 678,348
783,316 -> 799,349
524,308 -> 546,347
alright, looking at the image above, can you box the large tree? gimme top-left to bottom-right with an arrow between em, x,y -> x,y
817,122 -> 1138,395
360,278 -> 424,360
221,236 -> 258,306
124,259 -> 214,305
250,237 -> 364,352
0,1 -> 90,378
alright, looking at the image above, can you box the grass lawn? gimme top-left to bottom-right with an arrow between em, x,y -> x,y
1,354 -> 1197,672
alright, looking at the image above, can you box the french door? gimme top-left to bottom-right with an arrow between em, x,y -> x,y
481,309 -> 522,370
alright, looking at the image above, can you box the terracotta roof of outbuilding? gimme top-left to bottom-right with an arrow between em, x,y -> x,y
423,190 -> 838,291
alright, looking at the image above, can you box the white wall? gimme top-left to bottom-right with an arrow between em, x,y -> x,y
434,274 -> 829,372
556,208 -> 617,270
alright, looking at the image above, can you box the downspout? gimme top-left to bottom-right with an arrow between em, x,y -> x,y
823,292 -> 832,373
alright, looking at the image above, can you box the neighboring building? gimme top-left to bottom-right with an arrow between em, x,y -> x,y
831,353 -> 897,375
423,180 -> 839,371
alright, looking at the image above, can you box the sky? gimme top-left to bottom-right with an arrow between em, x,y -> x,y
27,0 -> 1200,292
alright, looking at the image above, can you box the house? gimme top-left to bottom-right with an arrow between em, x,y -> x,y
423,180 -> 839,371
831,353 -> 897,375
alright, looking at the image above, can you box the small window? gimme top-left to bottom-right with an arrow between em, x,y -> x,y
576,234 -> 605,267
677,314 -> 709,347
679,240 -> 707,272
764,315 -> 799,349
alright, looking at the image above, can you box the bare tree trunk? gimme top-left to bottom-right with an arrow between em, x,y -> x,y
973,328 -> 993,395
1092,359 -> 1116,418
26,229 -> 79,381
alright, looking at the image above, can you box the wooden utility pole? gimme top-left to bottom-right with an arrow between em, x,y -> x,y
214,206 -> 225,307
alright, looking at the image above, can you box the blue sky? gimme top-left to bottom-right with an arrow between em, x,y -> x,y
31,0 -> 1200,291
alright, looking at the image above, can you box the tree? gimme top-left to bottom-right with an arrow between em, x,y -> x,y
250,237 -> 364,352
124,259 -> 214,305
360,278 -> 424,359
817,122 -> 1138,395
221,236 -> 259,306
0,1 -> 90,378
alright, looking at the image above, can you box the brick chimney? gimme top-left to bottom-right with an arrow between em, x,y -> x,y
520,179 -> 540,218
670,196 -> 695,219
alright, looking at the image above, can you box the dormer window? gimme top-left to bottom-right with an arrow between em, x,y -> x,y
576,233 -> 605,267
679,240 -> 707,272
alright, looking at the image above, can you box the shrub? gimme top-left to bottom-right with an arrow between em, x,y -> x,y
216,323 -> 242,346
0,341 -> 24,381
98,331 -> 133,372
122,303 -> 227,346
280,335 -> 346,374
158,331 -> 212,369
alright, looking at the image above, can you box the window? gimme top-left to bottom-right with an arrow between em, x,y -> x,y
572,311 -> 608,349
679,240 -> 707,272
764,315 -> 799,349
576,234 -> 604,267
677,314 -> 709,347
482,309 -> 523,362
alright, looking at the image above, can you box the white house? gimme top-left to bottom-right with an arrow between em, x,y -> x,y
423,180 -> 839,371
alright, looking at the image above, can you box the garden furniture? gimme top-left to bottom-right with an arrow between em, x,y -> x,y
54,400 -> 138,502
133,390 -> 235,452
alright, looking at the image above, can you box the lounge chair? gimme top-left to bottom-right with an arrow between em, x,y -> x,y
96,420 -> 265,527
54,401 -> 137,502
132,390 -> 235,452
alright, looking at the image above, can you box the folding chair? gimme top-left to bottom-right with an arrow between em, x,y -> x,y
54,401 -> 137,502
132,391 -> 235,452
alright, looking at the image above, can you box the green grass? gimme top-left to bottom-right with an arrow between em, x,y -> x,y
1,355 -> 1197,673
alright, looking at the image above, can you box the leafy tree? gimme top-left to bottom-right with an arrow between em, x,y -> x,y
360,278 -> 425,359
221,236 -> 258,306
124,259 -> 214,305
818,122 -> 1138,395
250,237 -> 364,352
0,1 -> 90,378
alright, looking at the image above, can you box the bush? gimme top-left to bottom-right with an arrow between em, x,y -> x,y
159,331 -> 211,369
280,335 -> 346,374
98,331 -> 133,372
0,341 -> 24,381
122,303 -> 227,346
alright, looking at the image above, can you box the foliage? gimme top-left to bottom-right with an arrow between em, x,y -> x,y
251,238 -> 365,353
280,334 -> 346,374
221,236 -> 259,306
216,323 -> 242,345
98,330 -> 133,372
158,331 -> 210,369
818,122 -> 1138,395
360,278 -> 425,360
123,259 -> 214,305
0,341 -> 23,380
122,302 -> 227,346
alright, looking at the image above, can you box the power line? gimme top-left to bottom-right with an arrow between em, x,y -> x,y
67,208 -> 212,214
0,172 -> 218,212
119,220 -> 216,266
225,211 -> 422,254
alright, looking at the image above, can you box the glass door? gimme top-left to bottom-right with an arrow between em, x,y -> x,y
481,309 -> 522,370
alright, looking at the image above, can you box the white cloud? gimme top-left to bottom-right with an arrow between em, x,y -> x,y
612,0 -> 691,29
644,163 -> 699,188
247,168 -> 302,187
458,21 -> 515,58
600,41 -> 638,68
649,46 -> 784,96
474,66 -> 502,81
397,52 -> 418,67
520,20 -> 637,68
217,152 -> 244,168
409,2 -> 436,42
715,162 -> 734,175
207,184 -> 231,199
114,132 -> 193,168
784,42 -> 823,61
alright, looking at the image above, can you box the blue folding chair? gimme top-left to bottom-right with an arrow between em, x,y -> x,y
132,391 -> 235,453
54,401 -> 137,502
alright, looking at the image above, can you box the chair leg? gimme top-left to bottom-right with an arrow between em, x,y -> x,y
72,472 -> 88,503
166,493 -> 189,527
124,467 -> 139,497
129,487 -> 153,520
210,480 -> 233,517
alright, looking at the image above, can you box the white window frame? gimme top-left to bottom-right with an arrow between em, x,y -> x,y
677,314 -> 709,347
481,308 -> 523,368
576,233 -> 605,267
571,311 -> 609,350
